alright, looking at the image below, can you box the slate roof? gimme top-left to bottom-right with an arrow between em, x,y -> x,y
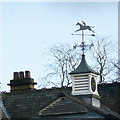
39,93 -> 87,116
2,87 -> 71,119
2,83 -> 120,119
33,92 -> 120,120
98,82 -> 120,113
69,54 -> 99,75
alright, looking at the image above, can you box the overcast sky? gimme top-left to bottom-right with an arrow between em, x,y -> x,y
1,2 -> 118,91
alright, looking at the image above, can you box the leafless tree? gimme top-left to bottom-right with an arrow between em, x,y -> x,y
90,37 -> 115,83
41,43 -> 81,87
40,37 -> 116,88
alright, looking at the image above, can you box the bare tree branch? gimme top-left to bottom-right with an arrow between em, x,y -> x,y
41,43 -> 81,87
90,36 -> 115,83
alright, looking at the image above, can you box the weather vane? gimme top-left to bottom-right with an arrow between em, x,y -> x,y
72,21 -> 95,55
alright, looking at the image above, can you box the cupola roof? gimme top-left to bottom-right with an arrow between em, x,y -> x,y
69,54 -> 99,75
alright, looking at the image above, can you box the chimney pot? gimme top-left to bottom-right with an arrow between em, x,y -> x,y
14,72 -> 19,80
19,71 -> 24,79
25,71 -> 31,78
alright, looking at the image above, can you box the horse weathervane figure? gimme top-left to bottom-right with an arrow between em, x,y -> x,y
72,21 -> 95,55
75,21 -> 95,33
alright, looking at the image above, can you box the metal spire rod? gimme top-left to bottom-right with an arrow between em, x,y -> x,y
82,30 -> 84,54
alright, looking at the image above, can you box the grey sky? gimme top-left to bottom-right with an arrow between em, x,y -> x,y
1,2 -> 118,91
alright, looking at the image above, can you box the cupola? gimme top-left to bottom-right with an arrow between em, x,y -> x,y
69,54 -> 99,96
69,54 -> 100,107
7,70 -> 37,91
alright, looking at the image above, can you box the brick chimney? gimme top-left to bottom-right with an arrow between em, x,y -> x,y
7,70 -> 37,91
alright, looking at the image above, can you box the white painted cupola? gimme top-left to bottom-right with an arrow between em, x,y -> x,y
69,54 -> 101,107
69,54 -> 99,96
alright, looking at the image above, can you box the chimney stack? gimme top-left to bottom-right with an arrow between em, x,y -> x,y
8,70 -> 37,91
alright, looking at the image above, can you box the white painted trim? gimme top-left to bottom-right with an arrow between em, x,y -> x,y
74,77 -> 88,80
0,101 -> 11,119
89,75 -> 99,96
71,73 -> 90,77
74,79 -> 88,82
72,91 -> 91,95
74,82 -> 88,85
